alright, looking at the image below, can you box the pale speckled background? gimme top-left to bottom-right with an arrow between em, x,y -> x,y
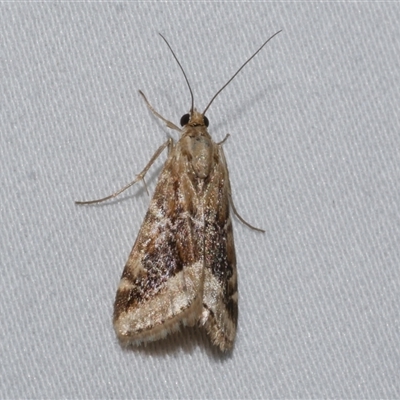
1,3 -> 400,399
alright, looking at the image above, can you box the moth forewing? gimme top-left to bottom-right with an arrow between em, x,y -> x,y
201,143 -> 238,350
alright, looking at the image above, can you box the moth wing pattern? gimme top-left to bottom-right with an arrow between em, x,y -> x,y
113,139 -> 205,346
201,145 -> 237,351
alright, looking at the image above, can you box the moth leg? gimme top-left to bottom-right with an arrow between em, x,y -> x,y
139,90 -> 182,133
75,138 -> 172,205
229,193 -> 265,232
217,133 -> 230,145
218,144 -> 265,232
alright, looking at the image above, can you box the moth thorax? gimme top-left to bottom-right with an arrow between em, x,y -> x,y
182,128 -> 214,180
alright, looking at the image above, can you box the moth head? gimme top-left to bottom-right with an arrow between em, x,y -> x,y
180,109 -> 209,128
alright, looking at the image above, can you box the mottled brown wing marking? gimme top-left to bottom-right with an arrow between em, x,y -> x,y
113,143 -> 205,343
202,145 -> 238,351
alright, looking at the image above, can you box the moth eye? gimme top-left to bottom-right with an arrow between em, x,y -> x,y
180,114 -> 190,126
204,116 -> 209,127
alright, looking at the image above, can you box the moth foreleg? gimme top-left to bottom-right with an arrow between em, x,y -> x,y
139,90 -> 181,133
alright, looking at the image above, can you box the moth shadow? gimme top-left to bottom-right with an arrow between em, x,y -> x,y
119,326 -> 234,361
212,83 -> 282,135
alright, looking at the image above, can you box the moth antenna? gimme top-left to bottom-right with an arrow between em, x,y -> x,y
202,30 -> 282,116
159,33 -> 195,113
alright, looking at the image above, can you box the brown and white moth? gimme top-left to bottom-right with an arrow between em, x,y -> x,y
76,31 -> 281,351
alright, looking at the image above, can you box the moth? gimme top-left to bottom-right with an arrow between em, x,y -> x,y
76,31 -> 281,351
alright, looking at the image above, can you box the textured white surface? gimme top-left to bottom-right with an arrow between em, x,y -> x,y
1,3 -> 400,398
